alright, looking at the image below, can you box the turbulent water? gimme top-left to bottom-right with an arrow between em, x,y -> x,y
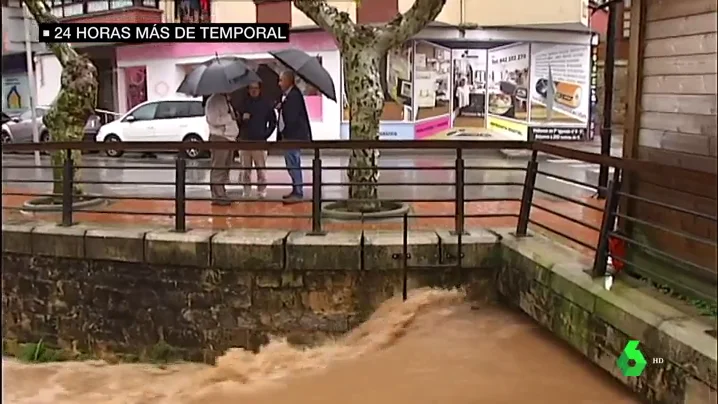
3,289 -> 638,404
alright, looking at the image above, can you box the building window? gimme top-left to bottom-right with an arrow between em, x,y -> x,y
46,0 -> 160,18
623,10 -> 631,37
175,0 -> 211,23
1,0 -> 22,7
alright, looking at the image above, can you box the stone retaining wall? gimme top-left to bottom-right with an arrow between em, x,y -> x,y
496,229 -> 717,404
3,221 -> 715,403
1,222 -> 498,362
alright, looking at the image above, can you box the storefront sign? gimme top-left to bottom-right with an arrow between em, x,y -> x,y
339,122 -> 415,141
529,126 -> 586,141
1,73 -> 30,115
529,43 -> 591,125
420,128 -> 494,141
589,33 -> 599,140
487,116 -> 528,139
415,115 -> 451,139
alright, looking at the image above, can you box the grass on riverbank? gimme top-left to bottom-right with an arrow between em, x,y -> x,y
2,338 -> 183,365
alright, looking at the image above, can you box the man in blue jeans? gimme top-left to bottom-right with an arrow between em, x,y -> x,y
277,71 -> 312,203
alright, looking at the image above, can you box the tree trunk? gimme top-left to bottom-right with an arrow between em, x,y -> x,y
47,56 -> 98,196
23,0 -> 98,197
293,0 -> 446,212
343,42 -> 384,212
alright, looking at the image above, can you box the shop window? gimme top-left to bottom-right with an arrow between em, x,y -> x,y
124,66 -> 147,111
342,42 -> 414,122
414,41 -> 451,121
452,49 -> 488,130
175,0 -> 211,23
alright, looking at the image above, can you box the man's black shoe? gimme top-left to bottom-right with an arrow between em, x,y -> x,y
282,194 -> 303,204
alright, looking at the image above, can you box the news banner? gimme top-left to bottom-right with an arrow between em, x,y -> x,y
38,22 -> 290,43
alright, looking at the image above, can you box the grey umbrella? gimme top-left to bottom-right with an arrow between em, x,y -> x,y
269,49 -> 337,102
177,56 -> 261,97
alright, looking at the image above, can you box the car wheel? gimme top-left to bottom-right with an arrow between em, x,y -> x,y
183,134 -> 203,159
104,134 -> 124,158
1,130 -> 11,145
39,131 -> 51,154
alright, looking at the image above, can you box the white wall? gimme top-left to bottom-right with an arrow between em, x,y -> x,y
34,54 -> 62,106
118,50 -> 342,140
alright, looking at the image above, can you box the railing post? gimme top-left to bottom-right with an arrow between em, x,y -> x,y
452,148 -> 467,236
402,212 -> 409,301
516,150 -> 539,236
592,168 -> 622,277
308,148 -> 325,235
174,156 -> 187,232
61,149 -> 74,227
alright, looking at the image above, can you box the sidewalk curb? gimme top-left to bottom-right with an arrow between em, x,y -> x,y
307,149 -> 507,158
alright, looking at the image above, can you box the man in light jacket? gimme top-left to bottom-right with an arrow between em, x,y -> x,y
206,93 -> 239,206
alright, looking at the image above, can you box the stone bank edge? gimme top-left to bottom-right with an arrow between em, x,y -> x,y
495,229 -> 717,404
0,222 -> 500,271
2,222 -> 716,404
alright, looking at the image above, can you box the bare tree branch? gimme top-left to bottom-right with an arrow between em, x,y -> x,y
377,0 -> 446,51
23,0 -> 77,66
293,0 -> 356,43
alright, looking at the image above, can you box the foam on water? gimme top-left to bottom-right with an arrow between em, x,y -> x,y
2,288 -> 638,404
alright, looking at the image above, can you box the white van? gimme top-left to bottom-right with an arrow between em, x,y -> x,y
96,97 -> 209,159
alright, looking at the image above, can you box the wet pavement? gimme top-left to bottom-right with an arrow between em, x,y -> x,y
2,152 -> 605,252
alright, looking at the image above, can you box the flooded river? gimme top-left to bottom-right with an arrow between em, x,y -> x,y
3,289 -> 638,404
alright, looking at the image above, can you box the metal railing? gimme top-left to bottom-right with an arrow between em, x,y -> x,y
2,140 -> 716,305
94,109 -> 121,126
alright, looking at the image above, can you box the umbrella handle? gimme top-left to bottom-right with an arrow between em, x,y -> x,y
224,94 -> 238,119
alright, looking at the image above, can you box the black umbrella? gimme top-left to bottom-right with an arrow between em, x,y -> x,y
257,64 -> 282,106
177,56 -> 261,97
269,49 -> 337,102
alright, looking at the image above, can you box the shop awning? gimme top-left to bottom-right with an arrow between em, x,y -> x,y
413,24 -> 594,46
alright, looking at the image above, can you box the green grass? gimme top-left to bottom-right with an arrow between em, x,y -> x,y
2,338 -> 184,365
629,273 -> 718,319
651,282 -> 718,318
4,339 -> 73,363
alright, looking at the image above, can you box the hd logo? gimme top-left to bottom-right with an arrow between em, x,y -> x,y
617,340 -> 648,377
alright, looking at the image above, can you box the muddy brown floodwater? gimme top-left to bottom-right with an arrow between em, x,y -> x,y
3,289 -> 639,404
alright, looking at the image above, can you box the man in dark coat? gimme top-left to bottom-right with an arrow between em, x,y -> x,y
277,70 -> 312,203
238,82 -> 277,198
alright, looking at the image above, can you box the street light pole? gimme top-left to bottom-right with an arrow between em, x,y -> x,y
22,3 -> 41,166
